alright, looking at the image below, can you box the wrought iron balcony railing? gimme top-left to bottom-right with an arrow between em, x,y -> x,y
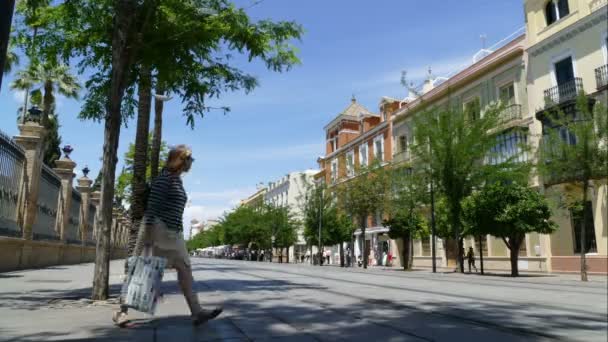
543,78 -> 583,108
501,104 -> 522,122
595,64 -> 608,90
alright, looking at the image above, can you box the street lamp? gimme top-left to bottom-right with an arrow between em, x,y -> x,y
317,185 -> 323,266
429,140 -> 437,273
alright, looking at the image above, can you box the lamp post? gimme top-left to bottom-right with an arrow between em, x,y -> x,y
317,185 -> 323,266
429,140 -> 437,273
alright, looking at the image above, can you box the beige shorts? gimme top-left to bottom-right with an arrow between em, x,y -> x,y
142,220 -> 191,268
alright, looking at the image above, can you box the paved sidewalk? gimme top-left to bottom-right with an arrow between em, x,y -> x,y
1,259 -> 606,341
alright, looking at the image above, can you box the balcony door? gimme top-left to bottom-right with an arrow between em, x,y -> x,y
554,56 -> 575,102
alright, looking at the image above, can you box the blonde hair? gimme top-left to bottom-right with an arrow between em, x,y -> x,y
165,145 -> 192,173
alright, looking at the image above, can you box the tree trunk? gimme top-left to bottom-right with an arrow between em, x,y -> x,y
350,235 -> 354,267
91,0 -> 137,301
41,81 -> 54,128
150,84 -> 164,179
509,241 -> 520,277
402,233 -> 409,270
458,237 -> 464,273
126,64 -> 152,271
361,215 -> 367,269
0,0 -> 16,92
580,181 -> 589,282
408,231 -> 414,269
339,242 -> 344,267
504,236 -> 523,277
286,246 -> 289,263
451,203 -> 465,273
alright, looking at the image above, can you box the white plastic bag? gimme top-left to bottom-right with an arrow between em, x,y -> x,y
121,246 -> 166,315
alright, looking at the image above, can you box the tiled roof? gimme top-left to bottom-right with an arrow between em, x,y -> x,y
324,100 -> 378,130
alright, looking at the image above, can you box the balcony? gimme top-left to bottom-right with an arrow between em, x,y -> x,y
500,104 -> 522,122
543,78 -> 583,109
595,64 -> 608,90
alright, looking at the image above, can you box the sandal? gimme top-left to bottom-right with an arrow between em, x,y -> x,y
192,307 -> 223,326
112,311 -> 130,327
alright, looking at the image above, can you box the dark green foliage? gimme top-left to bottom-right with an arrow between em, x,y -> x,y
462,182 -> 556,276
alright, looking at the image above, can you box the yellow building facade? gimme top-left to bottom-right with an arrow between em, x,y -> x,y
525,0 -> 607,273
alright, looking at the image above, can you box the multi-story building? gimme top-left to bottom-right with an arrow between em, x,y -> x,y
392,34 -> 535,271
317,96 -> 401,267
525,0 -> 607,273
265,170 -> 319,262
239,184 -> 267,209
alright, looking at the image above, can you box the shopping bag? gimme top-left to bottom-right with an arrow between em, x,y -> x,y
121,246 -> 167,315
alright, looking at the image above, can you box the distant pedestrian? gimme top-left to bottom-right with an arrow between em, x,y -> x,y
113,145 -> 222,327
467,247 -> 477,273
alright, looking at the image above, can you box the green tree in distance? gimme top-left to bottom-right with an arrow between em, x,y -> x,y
462,182 -> 556,277
301,182 -> 353,266
538,95 -> 607,281
384,166 -> 429,270
336,162 -> 390,269
411,103 -> 505,272
265,204 -> 298,263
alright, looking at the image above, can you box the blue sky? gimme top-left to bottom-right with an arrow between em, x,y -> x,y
0,0 -> 525,236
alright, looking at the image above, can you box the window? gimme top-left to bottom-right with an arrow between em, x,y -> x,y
464,97 -> 481,121
359,144 -> 368,167
571,202 -> 597,254
545,0 -> 569,26
499,83 -> 516,105
373,135 -> 384,162
330,159 -> 338,182
554,56 -> 574,86
488,130 -> 528,165
398,135 -> 408,153
346,151 -> 355,177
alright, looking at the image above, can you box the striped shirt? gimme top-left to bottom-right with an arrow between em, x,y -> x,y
144,169 -> 187,232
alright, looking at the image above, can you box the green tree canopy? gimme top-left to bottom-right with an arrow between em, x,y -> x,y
462,182 -> 556,277
411,102 -> 522,272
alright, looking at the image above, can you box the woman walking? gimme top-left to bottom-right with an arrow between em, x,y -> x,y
113,145 -> 222,326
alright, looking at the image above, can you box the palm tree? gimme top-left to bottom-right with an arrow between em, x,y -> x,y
3,40 -> 19,76
11,62 -> 80,126
150,85 -> 170,179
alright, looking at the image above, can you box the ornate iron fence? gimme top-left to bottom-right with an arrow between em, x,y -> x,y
33,165 -> 61,241
543,78 -> 583,108
0,130 -> 25,237
66,189 -> 81,244
501,104 -> 522,122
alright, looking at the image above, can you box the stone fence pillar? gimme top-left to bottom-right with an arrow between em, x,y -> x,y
111,209 -> 120,247
13,122 -> 46,240
90,191 -> 100,240
76,176 -> 92,245
54,158 -> 76,242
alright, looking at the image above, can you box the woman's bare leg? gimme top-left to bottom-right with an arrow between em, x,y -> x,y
174,261 -> 202,315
